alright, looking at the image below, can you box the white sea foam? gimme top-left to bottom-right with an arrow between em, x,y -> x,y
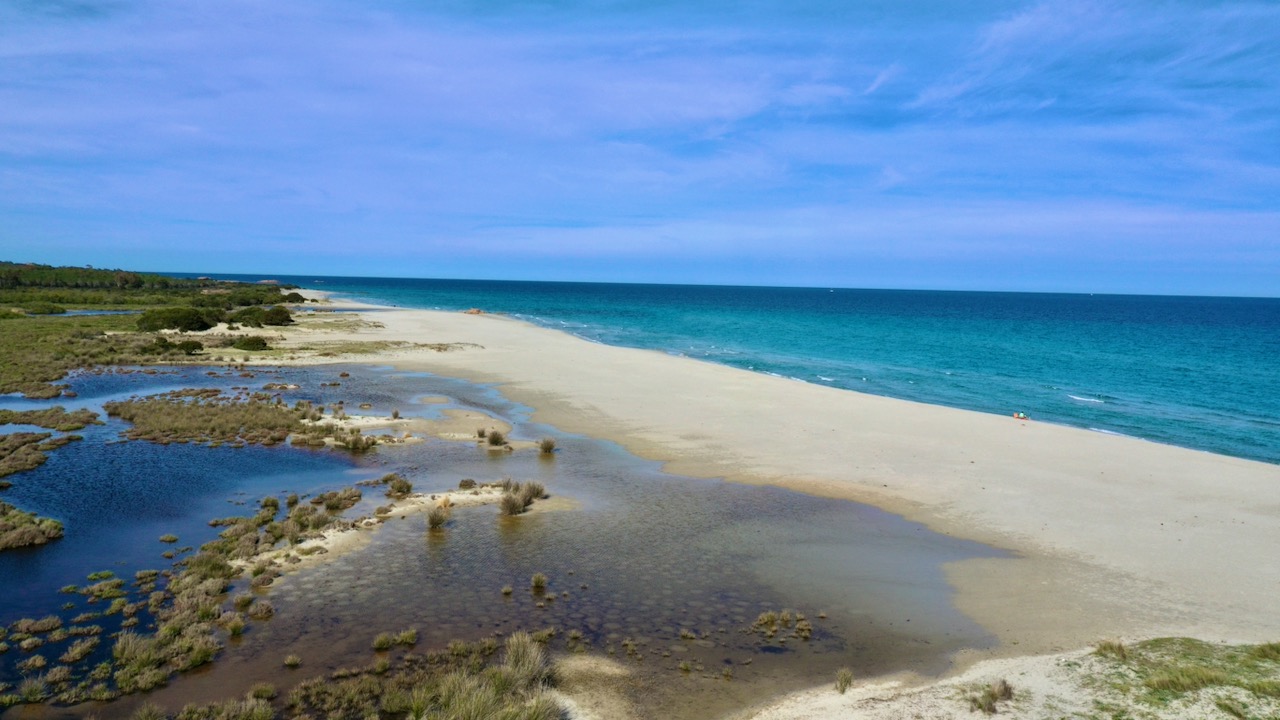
817,375 -> 834,381
1069,395 -> 1105,403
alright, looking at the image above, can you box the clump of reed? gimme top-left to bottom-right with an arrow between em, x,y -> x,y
284,654 -> 302,668
487,430 -> 506,446
530,573 -> 548,593
539,437 -> 556,454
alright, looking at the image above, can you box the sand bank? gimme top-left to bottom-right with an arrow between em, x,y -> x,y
269,292 -> 1279,715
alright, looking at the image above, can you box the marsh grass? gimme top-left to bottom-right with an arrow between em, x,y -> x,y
539,438 -> 556,454
487,430 -> 506,446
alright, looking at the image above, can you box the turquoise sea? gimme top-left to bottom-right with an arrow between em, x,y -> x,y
213,275 -> 1280,466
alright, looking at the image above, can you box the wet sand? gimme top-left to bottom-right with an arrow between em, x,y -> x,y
263,291 -> 1280,717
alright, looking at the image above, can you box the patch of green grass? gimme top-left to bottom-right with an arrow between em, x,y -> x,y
1095,637 -> 1280,709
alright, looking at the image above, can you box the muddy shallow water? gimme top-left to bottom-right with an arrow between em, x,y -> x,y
1,364 -> 1006,718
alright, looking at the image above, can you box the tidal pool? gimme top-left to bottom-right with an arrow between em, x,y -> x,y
1,364 -> 1005,719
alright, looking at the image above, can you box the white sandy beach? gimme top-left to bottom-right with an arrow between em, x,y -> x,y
268,293 -> 1280,718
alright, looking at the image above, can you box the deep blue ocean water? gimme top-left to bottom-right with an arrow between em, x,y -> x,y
209,274 -> 1280,466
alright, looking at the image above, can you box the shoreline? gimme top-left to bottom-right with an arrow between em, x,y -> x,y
259,290 -> 1280,717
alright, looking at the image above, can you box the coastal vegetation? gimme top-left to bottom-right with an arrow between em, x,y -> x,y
0,501 -> 64,550
0,407 -> 99,432
0,262 -> 303,398
0,432 -> 81,480
1084,638 -> 1280,715
104,390 -> 303,446
0,478 -> 381,708
101,391 -> 388,454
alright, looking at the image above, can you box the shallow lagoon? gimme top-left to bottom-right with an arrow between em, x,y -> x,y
1,364 -> 1005,718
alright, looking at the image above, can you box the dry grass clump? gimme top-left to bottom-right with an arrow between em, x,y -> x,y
538,437 -> 556,454
384,474 -> 413,499
530,573 -> 548,593
968,678 -> 1014,714
487,430 -> 506,446
1095,639 -> 1129,661
499,492 -> 526,516
284,654 -> 302,668
835,667 -> 854,694
750,608 -> 812,641
246,601 -> 275,621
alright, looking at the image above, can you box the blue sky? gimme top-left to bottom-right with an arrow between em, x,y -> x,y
1,0 -> 1278,295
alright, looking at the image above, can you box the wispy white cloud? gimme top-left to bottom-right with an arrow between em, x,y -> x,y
0,0 -> 1277,294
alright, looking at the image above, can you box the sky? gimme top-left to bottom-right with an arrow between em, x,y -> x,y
1,0 -> 1278,295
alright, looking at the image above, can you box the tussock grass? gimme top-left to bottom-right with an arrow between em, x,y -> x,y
427,504 -> 450,530
530,573 -> 548,592
499,492 -> 526,516
539,438 -> 556,454
968,678 -> 1013,714
1095,639 -> 1129,661
1250,642 -> 1280,662
835,667 -> 855,694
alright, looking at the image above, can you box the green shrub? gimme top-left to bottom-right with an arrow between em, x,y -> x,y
175,340 -> 203,355
19,302 -> 65,315
262,306 -> 293,326
137,307 -> 220,332
232,336 -> 269,351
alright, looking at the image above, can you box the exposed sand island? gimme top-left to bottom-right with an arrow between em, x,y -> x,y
249,291 -> 1279,718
